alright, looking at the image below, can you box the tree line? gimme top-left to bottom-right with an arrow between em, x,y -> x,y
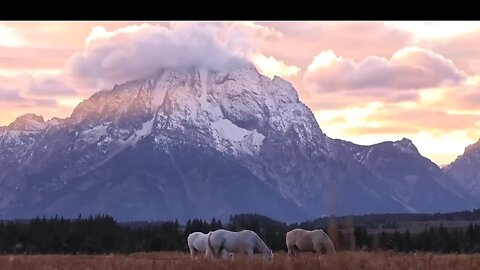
298,208 -> 480,229
0,213 -> 479,254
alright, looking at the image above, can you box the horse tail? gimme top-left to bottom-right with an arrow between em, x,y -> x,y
207,231 -> 215,256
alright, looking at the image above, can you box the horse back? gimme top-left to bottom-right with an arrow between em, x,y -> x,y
288,229 -> 316,251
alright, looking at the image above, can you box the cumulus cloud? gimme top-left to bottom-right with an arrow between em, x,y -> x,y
68,23 -> 267,89
256,22 -> 413,71
304,47 -> 467,93
28,77 -> 77,96
251,54 -> 300,79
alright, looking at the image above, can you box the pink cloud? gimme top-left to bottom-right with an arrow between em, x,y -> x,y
256,22 -> 414,70
0,46 -> 74,70
0,88 -> 58,108
28,77 -> 77,96
32,98 -> 58,107
304,47 -> 466,93
0,88 -> 24,101
419,30 -> 480,75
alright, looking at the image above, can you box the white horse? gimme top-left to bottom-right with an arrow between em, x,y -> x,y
286,228 -> 336,256
187,232 -> 232,260
206,229 -> 273,260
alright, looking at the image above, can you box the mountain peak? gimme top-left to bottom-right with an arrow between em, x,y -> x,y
0,63 -> 472,221
444,137 -> 480,198
392,137 -> 418,155
463,139 -> 480,155
7,113 -> 46,131
46,117 -> 65,126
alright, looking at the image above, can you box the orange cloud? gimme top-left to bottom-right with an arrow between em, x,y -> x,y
368,107 -> 480,131
344,126 -> 419,136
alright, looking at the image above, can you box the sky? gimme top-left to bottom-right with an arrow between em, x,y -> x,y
1,21 -> 480,166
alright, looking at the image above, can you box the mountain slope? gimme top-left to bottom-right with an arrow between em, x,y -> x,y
0,65 -> 475,221
444,139 -> 480,198
337,138 -> 475,213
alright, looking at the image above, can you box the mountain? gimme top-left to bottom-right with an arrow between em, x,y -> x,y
444,139 -> 480,198
0,65 -> 475,222
337,138 -> 475,213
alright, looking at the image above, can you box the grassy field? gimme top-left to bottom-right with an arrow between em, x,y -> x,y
0,251 -> 480,270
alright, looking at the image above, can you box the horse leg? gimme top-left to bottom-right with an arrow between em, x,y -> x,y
215,242 -> 225,259
221,249 -> 232,260
287,245 -> 296,256
211,243 -> 223,259
314,243 -> 325,258
189,247 -> 196,260
211,248 -> 219,259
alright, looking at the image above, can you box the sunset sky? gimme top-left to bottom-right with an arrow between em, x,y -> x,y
1,21 -> 480,166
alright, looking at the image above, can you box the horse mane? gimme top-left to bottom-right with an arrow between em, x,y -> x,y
315,229 -> 336,255
322,232 -> 336,255
254,234 -> 271,255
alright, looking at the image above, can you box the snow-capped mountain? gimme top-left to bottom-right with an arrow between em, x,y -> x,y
444,139 -> 480,198
0,65 -> 475,222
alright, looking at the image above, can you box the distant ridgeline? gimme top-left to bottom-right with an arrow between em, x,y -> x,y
1,210 -> 480,254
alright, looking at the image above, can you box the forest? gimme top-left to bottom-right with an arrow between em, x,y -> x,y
0,210 -> 480,254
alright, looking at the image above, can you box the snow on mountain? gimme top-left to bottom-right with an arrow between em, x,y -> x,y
392,138 -> 419,155
7,114 -> 46,131
0,114 -> 47,162
0,65 -> 476,222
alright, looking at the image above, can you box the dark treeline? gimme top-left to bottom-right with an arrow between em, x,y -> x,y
298,208 -> 480,229
0,212 -> 479,254
349,224 -> 480,253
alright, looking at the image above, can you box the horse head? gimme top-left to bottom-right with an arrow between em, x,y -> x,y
266,250 -> 273,261
261,247 -> 273,261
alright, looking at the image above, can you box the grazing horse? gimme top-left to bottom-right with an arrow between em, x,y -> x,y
206,229 -> 273,260
286,228 -> 336,256
187,232 -> 232,260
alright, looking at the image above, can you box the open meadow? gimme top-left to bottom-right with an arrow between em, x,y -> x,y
0,251 -> 479,270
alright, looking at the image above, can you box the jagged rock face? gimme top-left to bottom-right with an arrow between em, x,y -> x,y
337,138 -> 475,213
444,139 -> 480,198
0,65 -> 475,222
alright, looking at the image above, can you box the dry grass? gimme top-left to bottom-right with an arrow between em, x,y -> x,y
0,251 -> 479,270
